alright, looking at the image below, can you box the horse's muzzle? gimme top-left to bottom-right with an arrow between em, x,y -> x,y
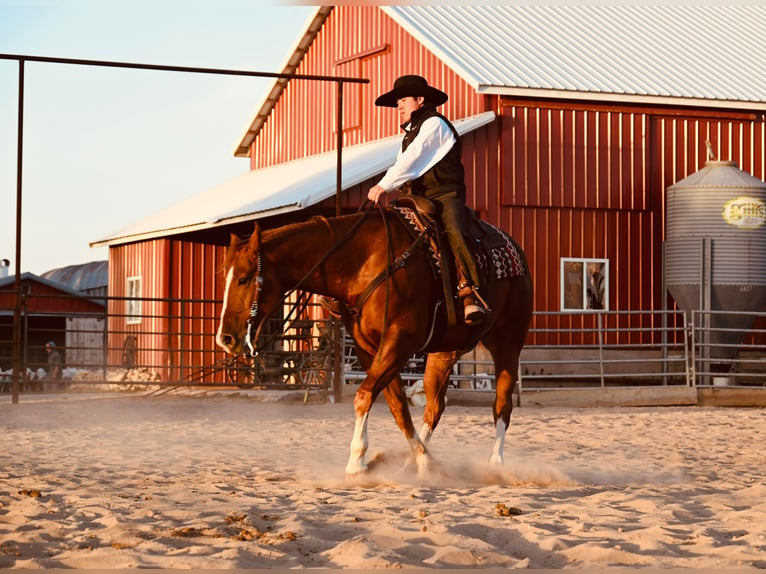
216,332 -> 241,355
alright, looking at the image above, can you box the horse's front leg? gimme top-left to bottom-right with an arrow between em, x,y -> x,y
346,403 -> 370,475
346,346 -> 417,476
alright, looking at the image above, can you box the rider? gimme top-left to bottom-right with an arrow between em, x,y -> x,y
368,74 -> 487,325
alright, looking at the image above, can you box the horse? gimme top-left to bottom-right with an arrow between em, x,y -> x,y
216,205 -> 533,476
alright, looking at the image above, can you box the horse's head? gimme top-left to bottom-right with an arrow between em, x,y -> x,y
216,223 -> 279,355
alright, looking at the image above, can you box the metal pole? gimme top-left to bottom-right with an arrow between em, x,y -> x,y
332,80 -> 344,404
11,59 -> 25,404
0,53 -> 370,86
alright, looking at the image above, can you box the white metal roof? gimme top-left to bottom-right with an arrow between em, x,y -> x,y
384,5 -> 766,110
92,111 -> 496,247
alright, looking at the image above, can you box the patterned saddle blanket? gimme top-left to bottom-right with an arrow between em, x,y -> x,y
391,205 -> 527,281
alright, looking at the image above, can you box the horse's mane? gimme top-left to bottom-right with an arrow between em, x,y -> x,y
219,214 -> 368,275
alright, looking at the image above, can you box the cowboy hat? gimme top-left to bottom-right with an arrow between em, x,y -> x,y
375,75 -> 448,108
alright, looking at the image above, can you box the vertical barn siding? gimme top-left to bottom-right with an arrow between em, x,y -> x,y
250,6 -> 488,169
108,240 -> 171,378
500,100 -> 655,340
502,102 -> 648,210
499,100 -> 765,344
109,239 -> 229,383
167,240 -> 229,383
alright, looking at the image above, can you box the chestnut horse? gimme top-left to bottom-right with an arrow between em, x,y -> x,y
216,207 -> 533,476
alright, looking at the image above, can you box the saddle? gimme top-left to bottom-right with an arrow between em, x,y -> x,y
392,196 -> 507,327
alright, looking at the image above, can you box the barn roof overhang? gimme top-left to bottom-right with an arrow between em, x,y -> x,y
233,6 -> 331,158
477,85 -> 766,112
92,111 -> 497,248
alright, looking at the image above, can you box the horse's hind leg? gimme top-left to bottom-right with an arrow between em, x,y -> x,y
382,375 -> 430,464
418,351 -> 459,447
486,349 -> 519,465
482,279 -> 533,466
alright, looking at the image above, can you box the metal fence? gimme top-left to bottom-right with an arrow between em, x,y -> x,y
2,292 -> 766,393
0,292 -> 337,392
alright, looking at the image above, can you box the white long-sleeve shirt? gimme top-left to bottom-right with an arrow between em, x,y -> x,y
376,115 -> 456,192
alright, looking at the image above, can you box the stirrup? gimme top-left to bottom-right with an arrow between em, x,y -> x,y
464,300 -> 485,326
458,283 -> 489,326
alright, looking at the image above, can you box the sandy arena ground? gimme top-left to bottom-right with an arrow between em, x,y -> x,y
1,390 -> 764,569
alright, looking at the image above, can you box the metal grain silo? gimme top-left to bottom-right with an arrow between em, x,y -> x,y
665,160 -> 766,366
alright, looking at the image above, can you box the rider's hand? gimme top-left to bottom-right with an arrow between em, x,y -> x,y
368,185 -> 387,204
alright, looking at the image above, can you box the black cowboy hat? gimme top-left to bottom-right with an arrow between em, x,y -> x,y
375,75 -> 448,108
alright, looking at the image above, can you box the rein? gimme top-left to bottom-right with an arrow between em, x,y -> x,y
241,200 -> 425,362
244,203 -> 377,357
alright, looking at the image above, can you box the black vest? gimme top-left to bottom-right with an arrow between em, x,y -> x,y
401,104 -> 466,199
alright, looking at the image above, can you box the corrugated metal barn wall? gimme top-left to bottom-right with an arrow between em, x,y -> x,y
497,100 -> 766,343
249,5 -> 488,169
108,240 -> 172,378
168,240 -> 228,382
109,240 -> 229,383
499,101 -> 653,317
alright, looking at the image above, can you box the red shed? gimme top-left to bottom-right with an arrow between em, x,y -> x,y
0,273 -> 105,373
92,6 -> 766,378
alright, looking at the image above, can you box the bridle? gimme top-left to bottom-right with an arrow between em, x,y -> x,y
239,204 -> 376,358
237,201 -> 413,359
244,252 -> 263,356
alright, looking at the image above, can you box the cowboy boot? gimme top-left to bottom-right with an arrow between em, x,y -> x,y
458,284 -> 485,326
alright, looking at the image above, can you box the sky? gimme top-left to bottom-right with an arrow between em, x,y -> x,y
0,0 -> 316,275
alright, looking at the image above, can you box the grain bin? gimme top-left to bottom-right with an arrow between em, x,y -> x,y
665,160 -> 766,366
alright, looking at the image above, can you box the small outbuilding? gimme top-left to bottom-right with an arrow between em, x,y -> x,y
0,273 -> 106,376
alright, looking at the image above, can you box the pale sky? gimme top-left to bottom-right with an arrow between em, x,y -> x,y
0,0 -> 316,275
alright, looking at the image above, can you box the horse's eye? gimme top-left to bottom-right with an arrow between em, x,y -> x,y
237,277 -> 249,286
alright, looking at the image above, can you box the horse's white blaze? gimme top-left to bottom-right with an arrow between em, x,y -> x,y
215,267 -> 234,351
489,418 -> 507,466
345,412 -> 369,475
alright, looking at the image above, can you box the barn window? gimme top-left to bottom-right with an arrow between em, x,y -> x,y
560,258 -> 609,312
126,276 -> 142,324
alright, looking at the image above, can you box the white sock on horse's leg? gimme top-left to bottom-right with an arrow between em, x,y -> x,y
345,412 -> 369,475
489,418 -> 507,466
417,423 -> 433,446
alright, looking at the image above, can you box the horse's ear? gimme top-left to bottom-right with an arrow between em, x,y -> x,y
247,222 -> 261,256
229,233 -> 239,247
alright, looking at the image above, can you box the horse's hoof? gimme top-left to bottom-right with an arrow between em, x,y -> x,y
415,452 -> 432,479
345,462 -> 368,477
488,454 -> 504,466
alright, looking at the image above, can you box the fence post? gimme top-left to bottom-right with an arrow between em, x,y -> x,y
102,304 -> 108,381
597,311 -> 605,387
179,299 -> 185,384
684,310 -> 697,387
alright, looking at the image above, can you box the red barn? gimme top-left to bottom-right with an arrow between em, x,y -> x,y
91,6 -> 766,381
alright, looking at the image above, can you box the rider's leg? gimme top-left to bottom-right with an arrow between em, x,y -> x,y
438,196 -> 487,324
